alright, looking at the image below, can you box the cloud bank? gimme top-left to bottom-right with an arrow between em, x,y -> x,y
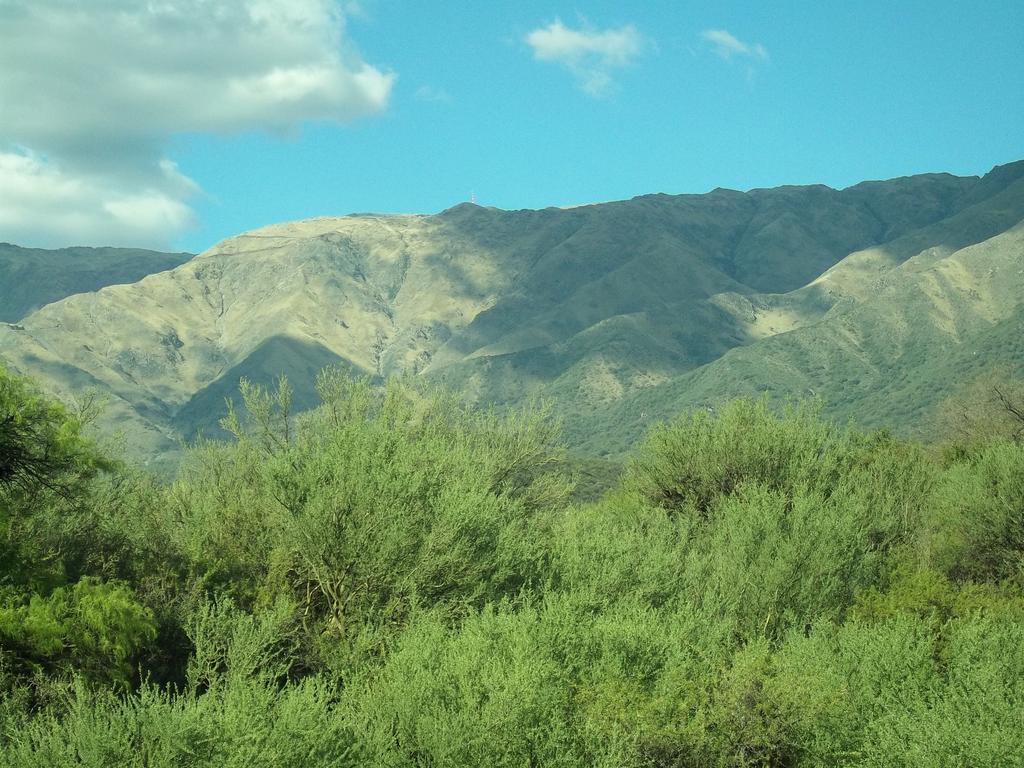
525,19 -> 646,97
0,0 -> 394,248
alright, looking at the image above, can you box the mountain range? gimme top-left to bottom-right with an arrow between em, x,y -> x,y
1,161 -> 1022,467
0,244 -> 192,324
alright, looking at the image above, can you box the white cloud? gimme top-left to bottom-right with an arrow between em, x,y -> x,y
701,29 -> 768,60
525,19 -> 646,97
0,150 -> 195,249
0,0 -> 394,248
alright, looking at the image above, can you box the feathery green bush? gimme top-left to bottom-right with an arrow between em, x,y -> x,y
3,365 -> 1023,766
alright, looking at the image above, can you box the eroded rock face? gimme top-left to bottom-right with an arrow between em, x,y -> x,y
2,160 -> 1023,466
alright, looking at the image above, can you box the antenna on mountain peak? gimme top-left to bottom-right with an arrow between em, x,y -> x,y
470,190 -> 476,204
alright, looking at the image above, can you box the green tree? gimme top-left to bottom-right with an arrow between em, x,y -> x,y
937,367 -> 1024,446
0,577 -> 155,688
0,365 -> 110,499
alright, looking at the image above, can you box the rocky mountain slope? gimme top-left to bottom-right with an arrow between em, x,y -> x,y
1,161 -> 1021,466
0,244 -> 192,323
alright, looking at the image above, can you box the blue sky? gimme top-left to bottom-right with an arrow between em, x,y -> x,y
1,1 -> 1022,252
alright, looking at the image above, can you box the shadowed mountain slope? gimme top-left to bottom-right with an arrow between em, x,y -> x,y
567,178 -> 1024,454
0,161 -> 1021,465
0,244 -> 192,323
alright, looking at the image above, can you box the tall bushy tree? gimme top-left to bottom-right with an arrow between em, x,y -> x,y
0,366 -> 157,697
1,366 -> 118,591
0,366 -> 109,499
937,366 -> 1024,446
162,369 -> 569,670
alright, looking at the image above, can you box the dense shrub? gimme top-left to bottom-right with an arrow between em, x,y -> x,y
623,399 -> 928,520
0,577 -> 155,688
927,441 -> 1024,581
3,364 -> 1023,766
158,372 -> 566,674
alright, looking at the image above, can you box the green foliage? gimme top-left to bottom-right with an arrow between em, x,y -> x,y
624,399 -> 923,520
0,365 -> 110,499
625,399 -> 827,516
344,603 -> 589,766
4,366 -> 1024,766
542,492 -> 693,609
853,564 -> 1024,627
682,484 -> 891,640
159,369 -> 568,675
611,400 -> 933,641
0,365 -> 163,698
0,366 -> 117,596
184,596 -> 300,693
927,441 -> 1024,581
0,577 -> 155,687
0,676 -> 360,768
769,615 -> 1024,766
936,366 -> 1024,446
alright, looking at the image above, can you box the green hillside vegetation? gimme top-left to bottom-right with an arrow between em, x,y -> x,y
3,363 -> 1024,766
0,244 -> 192,323
2,161 -> 1022,467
